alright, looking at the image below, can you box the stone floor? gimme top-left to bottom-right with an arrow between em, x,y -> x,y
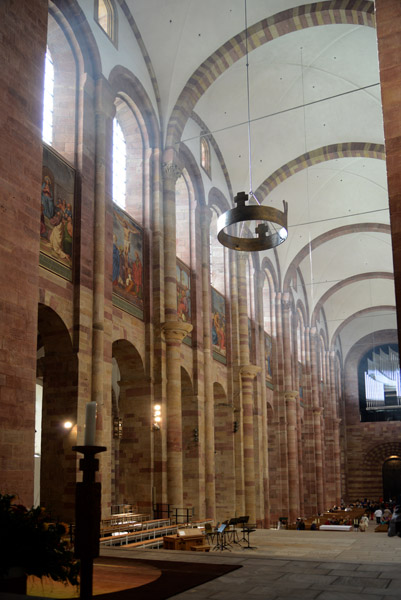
100,525 -> 401,600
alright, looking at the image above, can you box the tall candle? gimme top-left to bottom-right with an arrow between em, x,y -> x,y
84,401 -> 97,446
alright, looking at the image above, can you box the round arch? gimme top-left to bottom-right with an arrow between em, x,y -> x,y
165,1 -> 374,148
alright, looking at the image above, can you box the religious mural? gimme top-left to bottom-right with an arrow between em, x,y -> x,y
212,287 -> 226,363
265,333 -> 273,381
40,144 -> 75,280
176,260 -> 191,323
112,205 -> 143,317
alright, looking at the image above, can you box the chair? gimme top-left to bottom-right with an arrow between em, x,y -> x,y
204,522 -> 217,544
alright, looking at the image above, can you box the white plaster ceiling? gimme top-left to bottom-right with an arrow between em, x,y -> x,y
124,0 -> 396,359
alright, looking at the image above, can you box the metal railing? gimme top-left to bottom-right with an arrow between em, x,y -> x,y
153,503 -> 194,524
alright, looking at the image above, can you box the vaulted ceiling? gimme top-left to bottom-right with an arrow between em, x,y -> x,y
123,0 -> 395,361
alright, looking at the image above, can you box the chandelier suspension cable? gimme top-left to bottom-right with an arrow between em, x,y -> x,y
217,0 -> 288,251
244,0 -> 258,204
301,46 -> 315,308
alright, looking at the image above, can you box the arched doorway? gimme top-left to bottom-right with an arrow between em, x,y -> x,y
112,339 -> 152,514
37,303 -> 78,522
383,457 -> 401,502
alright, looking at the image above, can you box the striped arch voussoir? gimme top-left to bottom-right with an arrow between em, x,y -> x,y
166,2 -> 375,148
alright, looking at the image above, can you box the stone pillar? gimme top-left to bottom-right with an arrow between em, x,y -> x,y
330,351 -> 341,505
303,327 -> 317,514
161,318 -> 193,508
200,206 -> 216,520
284,391 -> 300,521
237,253 -> 260,523
240,364 -> 261,524
91,77 -> 115,515
0,0 -> 48,506
282,295 -> 300,521
161,154 -> 182,322
274,293 -> 289,514
310,328 -> 325,513
256,273 -> 270,527
376,1 -> 401,351
160,155 -> 194,508
229,250 -> 244,514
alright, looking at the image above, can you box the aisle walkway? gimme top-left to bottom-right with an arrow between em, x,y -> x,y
101,526 -> 401,600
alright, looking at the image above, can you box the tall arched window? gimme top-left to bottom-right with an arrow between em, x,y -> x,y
113,118 -> 127,209
42,47 -> 54,145
200,135 -> 211,178
95,0 -> 116,43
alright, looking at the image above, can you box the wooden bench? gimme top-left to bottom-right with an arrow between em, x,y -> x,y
100,524 -> 177,546
191,544 -> 210,552
319,525 -> 352,531
119,537 -> 165,549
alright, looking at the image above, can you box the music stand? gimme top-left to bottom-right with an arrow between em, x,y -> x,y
237,515 -> 249,543
212,523 -> 230,551
227,517 -> 240,544
241,523 -> 257,549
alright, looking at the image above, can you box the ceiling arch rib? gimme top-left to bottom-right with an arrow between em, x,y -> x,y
255,142 -> 385,202
165,1 -> 375,148
283,222 -> 391,293
332,306 -> 397,356
311,271 -> 394,327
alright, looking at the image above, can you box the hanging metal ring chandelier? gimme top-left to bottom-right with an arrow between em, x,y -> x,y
217,191 -> 288,251
217,0 -> 289,252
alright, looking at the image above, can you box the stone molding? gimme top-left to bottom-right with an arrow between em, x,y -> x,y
161,320 -> 193,342
162,161 -> 182,183
240,364 -> 261,379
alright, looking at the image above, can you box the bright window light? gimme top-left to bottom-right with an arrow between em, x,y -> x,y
113,118 -> 127,208
42,48 -> 54,145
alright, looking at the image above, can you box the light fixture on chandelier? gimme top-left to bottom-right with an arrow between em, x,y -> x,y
217,0 -> 288,252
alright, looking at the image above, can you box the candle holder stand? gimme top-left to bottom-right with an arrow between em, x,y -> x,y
72,445 -> 107,599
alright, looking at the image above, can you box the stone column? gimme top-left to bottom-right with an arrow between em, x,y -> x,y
92,77 -> 115,516
241,364 -> 261,524
310,328 -> 325,513
161,321 -> 193,508
230,250 -> 244,514
285,390 -> 300,522
237,253 -> 260,523
256,272 -> 270,527
330,351 -> 341,505
161,155 -> 194,508
376,1 -> 401,352
282,295 -> 300,520
200,206 -> 216,520
303,326 -> 317,514
274,293 -> 289,513
0,0 -> 48,506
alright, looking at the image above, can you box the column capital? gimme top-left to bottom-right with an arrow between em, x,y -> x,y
162,161 -> 183,183
313,406 -> 323,415
284,390 -> 298,401
240,364 -> 261,379
282,292 -> 293,311
161,320 -> 193,342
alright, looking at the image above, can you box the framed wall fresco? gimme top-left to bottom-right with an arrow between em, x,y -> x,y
112,204 -> 144,319
211,287 -> 226,364
265,333 -> 274,390
39,144 -> 75,281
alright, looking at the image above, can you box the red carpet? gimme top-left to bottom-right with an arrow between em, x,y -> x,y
26,557 -> 241,599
